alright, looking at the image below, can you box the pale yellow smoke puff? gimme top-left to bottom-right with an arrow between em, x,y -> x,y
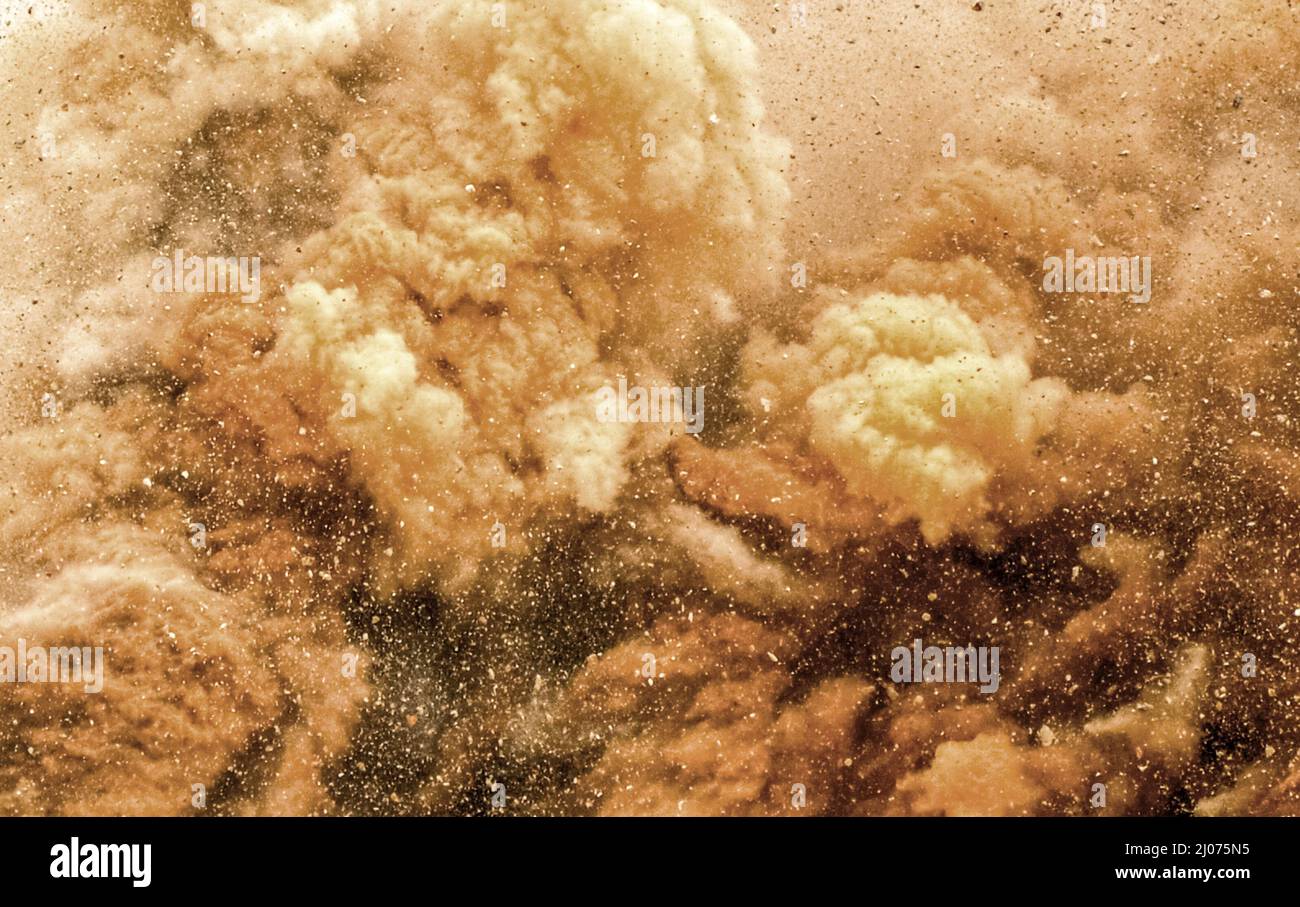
746,289 -> 1065,545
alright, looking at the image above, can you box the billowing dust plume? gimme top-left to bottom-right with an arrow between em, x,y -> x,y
0,0 -> 1297,815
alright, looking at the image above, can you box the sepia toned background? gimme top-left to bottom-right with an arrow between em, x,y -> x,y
0,0 -> 1296,816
